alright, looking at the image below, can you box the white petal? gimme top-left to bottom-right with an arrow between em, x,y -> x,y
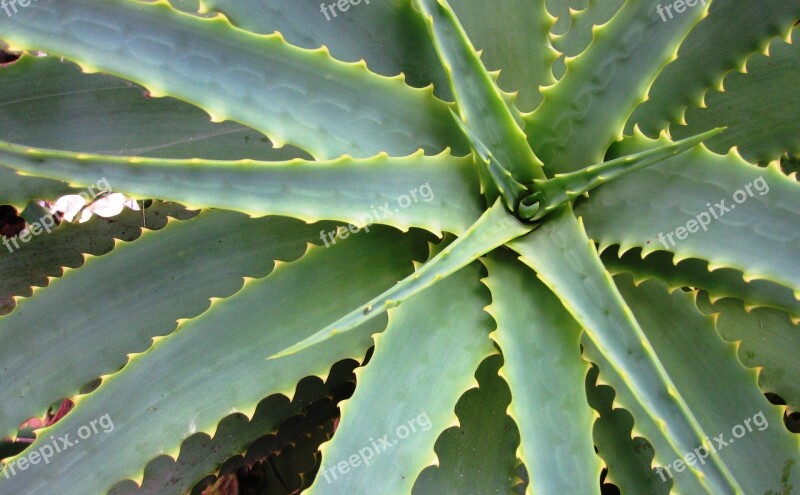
78,209 -> 94,223
52,195 -> 87,223
87,193 -> 126,218
124,198 -> 142,211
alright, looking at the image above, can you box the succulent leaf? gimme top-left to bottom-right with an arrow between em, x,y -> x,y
0,167 -> 82,210
268,199 -> 532,358
522,128 -> 723,220
108,365 -> 354,495
0,202 -> 193,310
0,0 -> 796,492
0,211 -> 331,441
696,293 -> 800,412
449,111 -> 528,211
414,0 -> 546,193
200,0 -> 452,99
308,254 -> 495,494
412,354 -> 522,494
578,131 -> 800,290
671,27 -> 800,163
550,0 -> 624,80
602,247 -> 800,321
0,141 -> 483,235
482,251 -> 602,494
0,54 -> 303,161
629,0 -> 800,137
546,0 -> 588,35
524,0 -> 709,172
588,275 -> 800,494
510,210 -> 741,493
586,365 -> 671,494
0,0 -> 466,159
449,0 -> 558,112
0,228 -> 431,494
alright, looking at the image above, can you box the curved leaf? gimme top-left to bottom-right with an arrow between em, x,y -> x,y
578,131 -> 800,291
482,250 -> 601,494
0,167 -> 81,210
590,275 -> 800,494
0,141 -> 483,235
628,0 -> 800,136
0,202 -> 193,311
586,365 -> 670,494
0,227 -> 431,494
0,55 -> 304,161
509,209 -> 741,493
0,0 -> 466,159
412,354 -> 522,494
108,360 -> 357,495
450,0 -> 558,112
269,200 -> 532,358
672,27 -> 800,163
523,0 -> 709,172
0,211 -> 331,440
696,293 -> 800,412
308,254 -> 495,494
414,0 -> 546,188
199,0 -> 452,99
601,246 -> 800,321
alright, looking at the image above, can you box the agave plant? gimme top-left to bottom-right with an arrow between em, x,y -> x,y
0,0 -> 799,493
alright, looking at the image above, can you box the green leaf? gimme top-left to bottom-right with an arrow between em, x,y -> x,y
671,27 -> 800,163
521,128 -> 723,221
0,227 -> 431,494
108,361 -> 357,495
0,210 -> 331,440
167,0 -> 201,12
628,0 -> 800,136
0,141 -> 483,235
586,365 -> 670,494
593,275 -> 800,494
199,0 -> 452,99
0,202 -> 193,310
268,199 -> 532,358
0,55 -> 304,161
412,354 -> 522,494
524,0 -> 709,172
449,0 -> 558,112
482,250 -> 601,494
0,0 -> 466,159
414,0 -> 546,188
546,0 -> 588,35
577,131 -> 800,291
696,293 -> 800,412
0,52 -> 307,209
550,0 -> 624,80
307,255 -> 495,494
0,167 -> 81,210
448,111 -> 528,211
601,246 -> 800,321
509,209 -> 741,493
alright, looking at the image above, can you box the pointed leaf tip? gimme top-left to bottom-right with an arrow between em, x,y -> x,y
520,129 -> 727,222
